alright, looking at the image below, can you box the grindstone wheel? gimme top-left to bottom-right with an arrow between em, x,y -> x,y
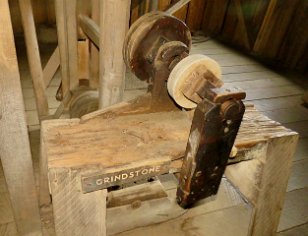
69,90 -> 99,118
123,11 -> 192,81
167,54 -> 222,109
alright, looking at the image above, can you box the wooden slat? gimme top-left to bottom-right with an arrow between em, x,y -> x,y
99,0 -> 131,108
277,223 -> 308,235
202,0 -> 230,36
253,0 -> 300,58
19,0 -> 49,117
278,188 -> 308,231
90,0 -> 99,89
186,0 -> 206,31
43,46 -> 60,88
165,0 -> 191,15
0,1 -> 42,234
79,15 -> 100,48
287,159 -> 308,192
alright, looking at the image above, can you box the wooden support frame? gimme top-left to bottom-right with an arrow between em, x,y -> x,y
19,0 -> 49,118
40,98 -> 298,235
0,0 -> 42,234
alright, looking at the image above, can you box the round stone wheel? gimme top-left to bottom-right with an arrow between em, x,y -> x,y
123,11 -> 192,81
167,54 -> 222,109
69,90 -> 99,118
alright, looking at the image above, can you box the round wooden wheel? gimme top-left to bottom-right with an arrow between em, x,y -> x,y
167,54 -> 222,109
69,90 -> 99,118
123,11 -> 192,81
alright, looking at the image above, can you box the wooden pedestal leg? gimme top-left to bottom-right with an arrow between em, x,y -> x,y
99,0 -> 131,108
225,133 -> 298,235
49,168 -> 107,236
0,1 -> 42,234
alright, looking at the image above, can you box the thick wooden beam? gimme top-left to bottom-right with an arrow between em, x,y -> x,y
19,0 -> 49,117
43,46 -> 60,88
0,0 -> 42,235
99,0 -> 131,108
79,15 -> 100,48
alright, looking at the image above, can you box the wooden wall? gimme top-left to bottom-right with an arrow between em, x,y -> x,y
9,0 -> 307,73
199,0 -> 308,73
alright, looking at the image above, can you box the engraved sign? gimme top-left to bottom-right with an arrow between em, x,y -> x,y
81,161 -> 170,193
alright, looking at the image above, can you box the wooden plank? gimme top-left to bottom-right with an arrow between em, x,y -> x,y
79,15 -> 100,48
294,138 -> 308,161
166,0 -> 191,15
225,134 -> 298,236
253,0 -> 300,58
252,96 -> 303,112
19,0 -> 49,117
172,0 -> 190,22
49,168 -> 107,236
43,46 -> 60,88
262,107 -> 308,124
278,2 -> 308,69
245,85 -> 304,101
233,0 -> 251,49
284,121 -> 308,138
186,0 -> 206,31
99,0 -> 131,108
287,159 -> 308,192
202,0 -> 230,36
65,0 -> 79,90
55,0 -> 70,96
77,40 -> 90,80
0,1 -> 42,234
90,0 -> 99,89
277,223 -> 308,235
221,64 -> 267,74
278,188 -> 308,231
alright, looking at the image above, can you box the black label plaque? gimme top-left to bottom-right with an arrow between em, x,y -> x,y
81,161 -> 170,193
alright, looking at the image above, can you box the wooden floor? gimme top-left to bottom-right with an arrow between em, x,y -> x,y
0,36 -> 307,235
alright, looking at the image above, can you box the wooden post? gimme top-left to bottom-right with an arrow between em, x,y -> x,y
89,0 -> 100,89
19,0 -> 49,118
99,0 -> 131,108
55,0 -> 79,97
0,0 -> 42,235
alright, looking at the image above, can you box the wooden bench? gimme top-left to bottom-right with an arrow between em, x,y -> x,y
40,96 -> 298,236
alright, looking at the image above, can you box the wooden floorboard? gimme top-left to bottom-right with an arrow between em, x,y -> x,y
277,223 -> 308,236
278,188 -> 308,232
287,159 -> 308,192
